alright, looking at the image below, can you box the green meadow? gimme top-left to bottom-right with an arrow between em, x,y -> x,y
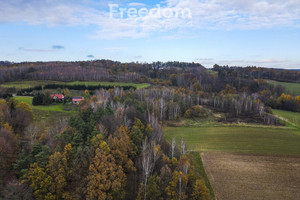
266,80 -> 300,95
164,126 -> 300,155
14,96 -> 76,113
272,109 -> 300,129
1,80 -> 150,89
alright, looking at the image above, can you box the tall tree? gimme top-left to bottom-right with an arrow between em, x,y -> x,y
166,171 -> 188,200
24,163 -> 55,200
46,144 -> 72,200
86,141 -> 126,200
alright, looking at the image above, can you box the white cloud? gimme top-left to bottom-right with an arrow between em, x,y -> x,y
0,0 -> 300,39
127,2 -> 146,7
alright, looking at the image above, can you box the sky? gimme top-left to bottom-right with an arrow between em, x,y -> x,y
0,0 -> 300,69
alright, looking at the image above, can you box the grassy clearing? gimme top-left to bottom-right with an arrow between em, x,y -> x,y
273,109 -> 300,128
164,126 -> 300,155
13,96 -> 76,131
1,80 -> 150,89
266,80 -> 300,95
14,96 -> 33,105
14,96 -> 76,113
33,109 -> 73,124
176,118 -> 293,130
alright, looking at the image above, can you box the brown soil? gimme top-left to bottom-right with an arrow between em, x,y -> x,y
201,152 -> 300,200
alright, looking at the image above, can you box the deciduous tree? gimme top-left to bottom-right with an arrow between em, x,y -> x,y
86,142 -> 126,200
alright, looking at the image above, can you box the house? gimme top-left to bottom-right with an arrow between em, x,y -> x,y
72,97 -> 84,104
50,94 -> 64,102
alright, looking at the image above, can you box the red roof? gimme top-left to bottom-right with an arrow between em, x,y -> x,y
72,97 -> 84,102
50,94 -> 64,99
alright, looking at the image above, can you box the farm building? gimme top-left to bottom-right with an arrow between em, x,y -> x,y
50,94 -> 64,101
72,97 -> 84,104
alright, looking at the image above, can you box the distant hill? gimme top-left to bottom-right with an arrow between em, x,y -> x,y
0,61 -> 11,66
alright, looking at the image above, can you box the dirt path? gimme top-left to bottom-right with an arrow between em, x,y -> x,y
201,152 -> 300,200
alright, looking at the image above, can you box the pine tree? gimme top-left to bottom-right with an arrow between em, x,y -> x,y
129,118 -> 145,155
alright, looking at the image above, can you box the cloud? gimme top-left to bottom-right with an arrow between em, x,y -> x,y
52,45 -> 64,49
134,56 -> 143,59
87,54 -> 95,58
19,45 -> 65,52
127,2 -> 146,7
194,58 -> 214,65
1,0 -> 300,39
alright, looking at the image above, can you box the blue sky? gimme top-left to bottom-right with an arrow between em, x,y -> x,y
1,0 -> 300,69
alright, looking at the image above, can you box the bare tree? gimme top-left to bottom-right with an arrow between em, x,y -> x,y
141,138 -> 153,200
141,138 -> 162,200
180,138 -> 187,158
171,138 -> 176,158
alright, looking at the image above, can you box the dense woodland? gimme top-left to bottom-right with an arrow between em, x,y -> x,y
0,60 -> 300,200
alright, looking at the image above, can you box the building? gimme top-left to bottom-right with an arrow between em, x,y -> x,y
50,94 -> 64,102
72,97 -> 84,104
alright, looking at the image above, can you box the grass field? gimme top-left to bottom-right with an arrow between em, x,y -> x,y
1,80 -> 62,89
14,96 -> 33,105
266,80 -> 300,95
14,96 -> 76,113
164,126 -> 300,155
1,80 -> 150,89
65,81 -> 150,89
272,109 -> 300,129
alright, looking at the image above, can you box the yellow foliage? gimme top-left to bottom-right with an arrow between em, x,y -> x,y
166,171 -> 188,200
172,157 -> 178,167
16,102 -> 33,119
145,124 -> 153,134
24,163 -> 55,200
3,123 -> 13,132
91,134 -> 103,149
120,125 -> 130,135
0,99 -> 6,105
86,147 -> 126,200
46,144 -> 72,200
100,141 -> 110,154
191,178 -> 210,200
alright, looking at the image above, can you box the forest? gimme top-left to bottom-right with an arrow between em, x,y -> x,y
0,60 -> 300,200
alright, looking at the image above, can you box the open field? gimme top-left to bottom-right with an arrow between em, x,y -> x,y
14,96 -> 76,129
201,152 -> 300,200
273,109 -> 300,129
65,81 -> 150,89
266,80 -> 300,95
164,126 -> 300,155
0,80 -> 62,89
14,96 -> 76,113
1,80 -> 150,89
14,96 -> 33,105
